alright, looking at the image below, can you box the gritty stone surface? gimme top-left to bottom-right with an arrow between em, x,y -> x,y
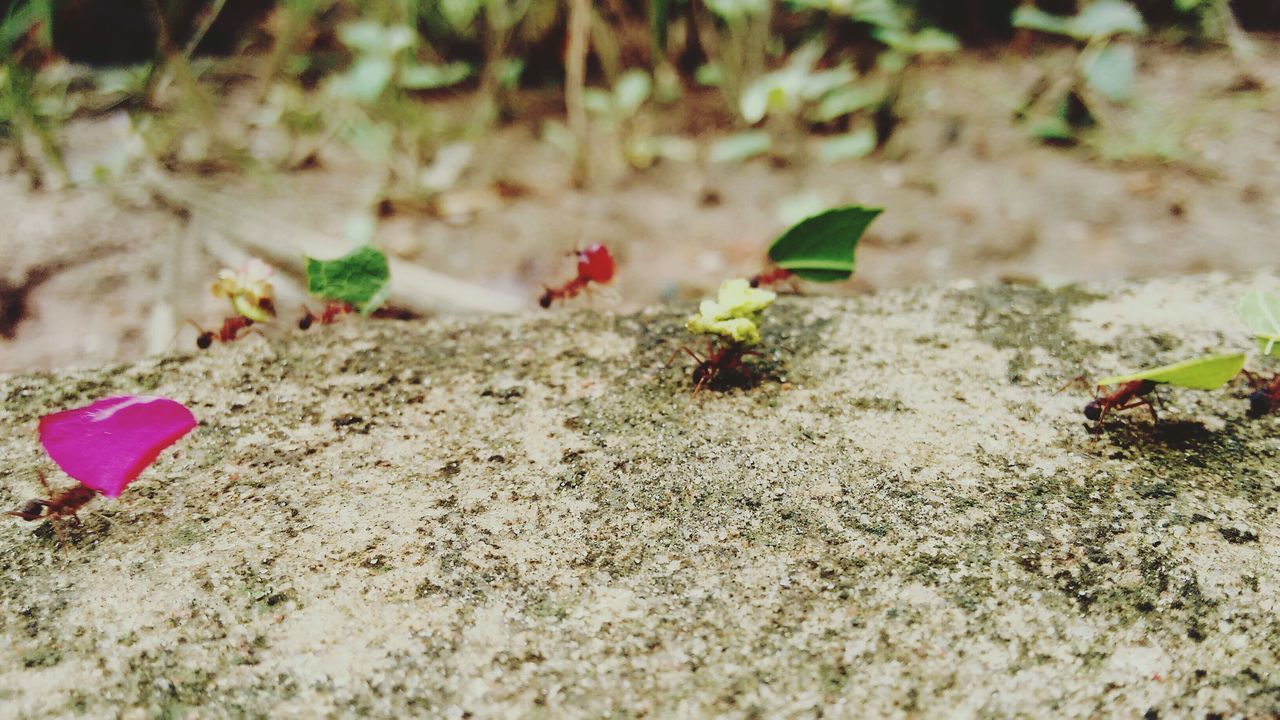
1,277 -> 1278,719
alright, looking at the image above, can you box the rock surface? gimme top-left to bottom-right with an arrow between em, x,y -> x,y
1,277 -> 1277,718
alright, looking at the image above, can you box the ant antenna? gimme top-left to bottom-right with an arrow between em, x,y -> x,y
185,319 -> 214,349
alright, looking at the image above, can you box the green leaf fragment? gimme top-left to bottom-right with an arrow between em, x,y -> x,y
686,279 -> 776,345
1097,353 -> 1247,390
399,62 -> 471,90
1082,43 -> 1136,103
1013,0 -> 1145,40
1237,289 -> 1280,357
306,246 -> 391,315
768,206 -> 882,282
817,128 -> 877,162
709,132 -> 772,163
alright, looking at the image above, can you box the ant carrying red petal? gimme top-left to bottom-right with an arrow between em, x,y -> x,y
5,471 -> 98,546
666,339 -> 764,394
539,244 -> 616,308
188,316 -> 256,350
298,301 -> 356,330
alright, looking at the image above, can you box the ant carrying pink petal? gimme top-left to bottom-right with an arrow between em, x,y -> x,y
8,396 -> 197,544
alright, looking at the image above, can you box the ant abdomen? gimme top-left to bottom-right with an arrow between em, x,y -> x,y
1249,389 -> 1272,416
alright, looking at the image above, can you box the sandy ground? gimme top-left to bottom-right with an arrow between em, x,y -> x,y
0,275 -> 1278,717
2,41 -> 1279,373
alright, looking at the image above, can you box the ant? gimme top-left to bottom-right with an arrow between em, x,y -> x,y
749,267 -> 794,289
666,340 -> 763,393
1241,370 -> 1280,416
5,472 -> 98,546
190,297 -> 274,350
539,244 -> 616,308
298,301 -> 356,330
189,316 -> 255,350
1064,377 -> 1161,425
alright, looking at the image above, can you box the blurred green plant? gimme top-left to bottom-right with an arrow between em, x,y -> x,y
0,0 -> 68,186
697,0 -> 957,161
1012,0 -> 1146,145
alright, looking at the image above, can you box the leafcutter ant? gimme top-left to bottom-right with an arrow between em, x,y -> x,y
188,316 -> 256,350
1064,377 -> 1161,426
539,244 -> 616,308
666,340 -> 763,393
298,301 -> 356,330
5,472 -> 98,546
749,267 -> 794,289
1242,370 -> 1280,416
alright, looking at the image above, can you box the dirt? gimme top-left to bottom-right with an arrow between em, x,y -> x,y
1,275 -> 1278,717
1,42 -> 1278,375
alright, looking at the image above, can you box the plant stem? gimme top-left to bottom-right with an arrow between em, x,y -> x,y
565,0 -> 591,188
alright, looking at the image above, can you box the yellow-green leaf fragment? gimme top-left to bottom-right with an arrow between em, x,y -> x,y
688,315 -> 761,345
212,258 -> 276,322
1237,289 -> 1280,358
1097,353 -> 1247,390
685,278 -> 776,345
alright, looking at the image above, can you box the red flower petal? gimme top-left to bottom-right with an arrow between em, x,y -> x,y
38,396 -> 197,498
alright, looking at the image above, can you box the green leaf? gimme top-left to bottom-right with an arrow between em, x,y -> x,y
1013,0 -> 1144,41
704,0 -> 768,22
1082,42 -> 1136,102
1097,353 -> 1247,390
1011,7 -> 1074,37
306,246 -> 391,315
695,64 -> 723,88
337,57 -> 394,103
613,70 -> 652,117
1237,289 -> 1280,357
810,83 -> 883,123
399,61 -> 471,90
1071,0 -> 1145,39
709,131 -> 772,163
872,27 -> 960,55
767,206 -> 882,282
817,127 -> 877,162
439,0 -> 484,32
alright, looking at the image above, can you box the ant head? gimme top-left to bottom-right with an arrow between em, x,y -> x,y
298,316 -> 313,330
258,297 -> 276,317
1249,389 -> 1273,417
196,333 -> 213,350
6,499 -> 47,522
749,276 -> 761,288
1083,400 -> 1102,421
538,292 -> 553,309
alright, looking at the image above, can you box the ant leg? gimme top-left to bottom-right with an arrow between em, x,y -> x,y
1115,397 -> 1158,423
49,516 -> 69,548
692,367 -> 714,395
36,469 -> 52,495
1055,375 -> 1092,394
663,346 -> 704,370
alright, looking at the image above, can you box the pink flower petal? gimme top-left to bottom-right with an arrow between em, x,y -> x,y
38,396 -> 197,498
